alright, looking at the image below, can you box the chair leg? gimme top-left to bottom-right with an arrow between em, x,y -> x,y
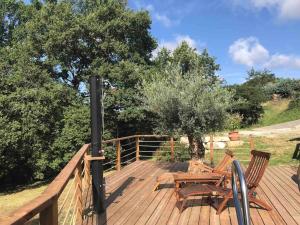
216,196 -> 229,215
153,182 -> 160,192
180,199 -> 187,213
250,197 -> 272,211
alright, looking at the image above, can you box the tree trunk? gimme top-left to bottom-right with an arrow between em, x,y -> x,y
195,137 -> 205,159
187,135 -> 205,159
187,135 -> 195,158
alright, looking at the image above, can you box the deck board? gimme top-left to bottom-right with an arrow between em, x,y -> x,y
82,161 -> 300,225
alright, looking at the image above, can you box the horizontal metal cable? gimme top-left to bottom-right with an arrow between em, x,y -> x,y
103,159 -> 117,165
139,150 -> 157,153
139,145 -> 164,148
139,155 -> 154,158
121,158 -> 135,164
121,141 -> 136,147
58,178 -> 76,215
104,165 -> 116,173
121,151 -> 136,159
121,146 -> 135,152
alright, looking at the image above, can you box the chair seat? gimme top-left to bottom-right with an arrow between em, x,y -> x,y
173,173 -> 222,182
178,184 -> 229,199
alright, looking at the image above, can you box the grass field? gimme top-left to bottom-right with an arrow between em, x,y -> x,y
257,99 -> 300,127
207,134 -> 299,166
0,183 -> 47,217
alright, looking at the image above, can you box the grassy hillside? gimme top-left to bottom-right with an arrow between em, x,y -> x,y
258,99 -> 300,126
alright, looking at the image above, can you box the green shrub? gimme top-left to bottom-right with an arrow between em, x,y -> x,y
154,142 -> 191,162
225,113 -> 242,131
289,92 -> 300,109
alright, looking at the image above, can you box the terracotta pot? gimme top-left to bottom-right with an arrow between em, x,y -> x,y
228,131 -> 240,141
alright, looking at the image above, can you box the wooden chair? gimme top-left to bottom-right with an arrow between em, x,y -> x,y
177,150 -> 272,214
153,150 -> 234,191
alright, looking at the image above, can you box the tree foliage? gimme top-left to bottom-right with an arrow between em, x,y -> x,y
143,64 -> 232,159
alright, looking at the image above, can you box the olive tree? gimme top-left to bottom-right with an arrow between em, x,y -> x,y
143,65 -> 233,159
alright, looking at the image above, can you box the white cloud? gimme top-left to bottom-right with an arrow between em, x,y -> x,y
265,54 -> 300,69
153,35 -> 200,58
160,35 -> 198,51
131,1 -> 177,27
229,36 -> 300,69
279,0 -> 300,20
231,0 -> 300,20
154,13 -> 173,27
229,37 -> 269,67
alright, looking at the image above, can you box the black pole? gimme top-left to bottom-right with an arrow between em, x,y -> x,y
90,75 -> 105,214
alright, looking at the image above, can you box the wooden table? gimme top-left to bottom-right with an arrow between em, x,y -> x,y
173,173 -> 222,194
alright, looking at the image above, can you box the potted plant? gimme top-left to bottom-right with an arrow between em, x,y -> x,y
226,113 -> 242,141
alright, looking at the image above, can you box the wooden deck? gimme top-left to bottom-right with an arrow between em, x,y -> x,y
82,161 -> 300,225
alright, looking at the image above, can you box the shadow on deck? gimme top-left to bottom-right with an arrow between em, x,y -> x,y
82,161 -> 300,225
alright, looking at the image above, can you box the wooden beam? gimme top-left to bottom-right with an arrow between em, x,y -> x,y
210,134 -> 214,165
39,199 -> 58,225
74,166 -> 83,224
136,137 -> 140,161
170,137 -> 174,162
116,140 -> 121,171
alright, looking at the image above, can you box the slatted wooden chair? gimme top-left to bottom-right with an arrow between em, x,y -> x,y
153,150 -> 234,191
177,150 -> 272,214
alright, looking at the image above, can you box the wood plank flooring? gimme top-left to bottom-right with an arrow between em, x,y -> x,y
82,161 -> 300,225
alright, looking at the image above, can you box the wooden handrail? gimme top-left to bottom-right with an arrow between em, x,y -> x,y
4,134 -> 172,225
5,144 -> 90,225
102,134 -> 169,144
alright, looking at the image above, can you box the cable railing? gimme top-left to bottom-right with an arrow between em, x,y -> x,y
4,144 -> 95,225
4,133 -> 261,225
204,134 -> 262,166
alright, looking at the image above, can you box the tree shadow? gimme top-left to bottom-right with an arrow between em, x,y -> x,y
89,176 -> 136,225
0,180 -> 50,195
289,137 -> 300,142
292,143 -> 300,160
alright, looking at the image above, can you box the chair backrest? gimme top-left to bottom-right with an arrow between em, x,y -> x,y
213,150 -> 234,173
245,150 -> 271,190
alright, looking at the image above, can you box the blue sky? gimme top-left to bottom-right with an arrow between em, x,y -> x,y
128,0 -> 300,84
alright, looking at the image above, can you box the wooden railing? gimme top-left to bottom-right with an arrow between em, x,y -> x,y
3,135 -> 177,225
3,144 -> 95,225
102,135 -> 178,172
3,134 -> 257,225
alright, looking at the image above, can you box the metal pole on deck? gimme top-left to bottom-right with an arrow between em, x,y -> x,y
90,75 -> 105,214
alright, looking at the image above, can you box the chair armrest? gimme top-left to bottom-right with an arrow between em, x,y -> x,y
217,171 -> 231,177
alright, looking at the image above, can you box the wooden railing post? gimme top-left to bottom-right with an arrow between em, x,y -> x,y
249,134 -> 255,151
136,136 -> 140,161
116,140 -> 121,171
74,165 -> 83,224
83,152 -> 91,188
170,137 -> 174,162
40,199 -> 58,225
210,134 -> 214,165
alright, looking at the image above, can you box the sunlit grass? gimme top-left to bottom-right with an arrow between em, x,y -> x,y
257,99 -> 300,126
205,135 -> 299,166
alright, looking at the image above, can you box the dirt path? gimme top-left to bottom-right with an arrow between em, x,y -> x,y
240,119 -> 300,137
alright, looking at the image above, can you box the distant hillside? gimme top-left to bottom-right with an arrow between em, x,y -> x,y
258,99 -> 300,126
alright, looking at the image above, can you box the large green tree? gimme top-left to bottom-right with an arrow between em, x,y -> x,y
0,0 -> 157,185
6,0 -> 156,134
